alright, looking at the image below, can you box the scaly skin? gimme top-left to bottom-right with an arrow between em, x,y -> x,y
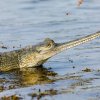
0,31 -> 100,71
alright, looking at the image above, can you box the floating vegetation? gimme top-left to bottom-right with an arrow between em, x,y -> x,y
8,85 -> 16,90
0,95 -> 22,100
1,46 -> 8,49
29,89 -> 58,99
0,86 -> 4,92
82,68 -> 92,72
0,43 -> 7,49
0,66 -> 57,91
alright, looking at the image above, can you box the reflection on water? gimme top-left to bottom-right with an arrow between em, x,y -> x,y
19,66 -> 57,85
0,66 -> 57,91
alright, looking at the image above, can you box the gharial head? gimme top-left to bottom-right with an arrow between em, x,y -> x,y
36,38 -> 56,53
20,38 -> 59,68
34,38 -> 63,66
31,37 -> 69,67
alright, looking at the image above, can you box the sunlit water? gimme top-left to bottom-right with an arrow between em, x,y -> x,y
0,0 -> 100,100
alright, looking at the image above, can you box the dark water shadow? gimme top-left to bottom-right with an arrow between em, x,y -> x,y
0,66 -> 57,92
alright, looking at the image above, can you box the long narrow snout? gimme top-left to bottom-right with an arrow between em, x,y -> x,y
42,31 -> 100,59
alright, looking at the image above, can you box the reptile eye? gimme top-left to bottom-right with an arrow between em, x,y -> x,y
47,43 -> 51,47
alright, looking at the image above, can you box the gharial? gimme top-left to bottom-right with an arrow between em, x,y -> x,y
0,31 -> 100,71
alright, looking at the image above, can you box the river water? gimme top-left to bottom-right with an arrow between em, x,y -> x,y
0,0 -> 100,100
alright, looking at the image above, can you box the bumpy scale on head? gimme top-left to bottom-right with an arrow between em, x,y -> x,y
36,38 -> 56,53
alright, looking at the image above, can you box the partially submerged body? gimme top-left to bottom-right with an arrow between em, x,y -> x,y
0,31 -> 100,71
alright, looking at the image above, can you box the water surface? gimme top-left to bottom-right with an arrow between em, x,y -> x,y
0,0 -> 100,100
